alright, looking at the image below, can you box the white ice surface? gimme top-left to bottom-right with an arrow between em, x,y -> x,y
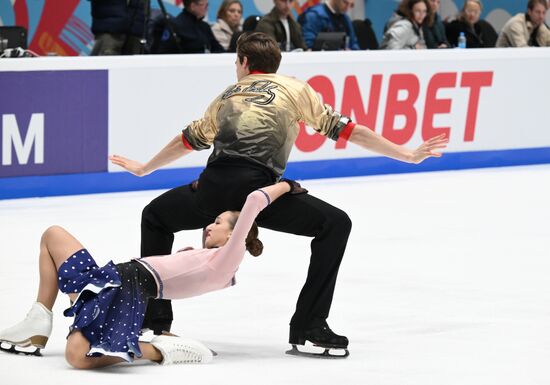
0,166 -> 549,384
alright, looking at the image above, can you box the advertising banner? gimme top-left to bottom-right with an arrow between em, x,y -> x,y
1,49 -> 549,199
0,70 -> 108,177
103,50 -> 550,169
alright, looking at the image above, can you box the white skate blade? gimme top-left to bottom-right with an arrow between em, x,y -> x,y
0,341 -> 42,356
0,337 -> 31,347
285,343 -> 349,359
0,334 -> 48,348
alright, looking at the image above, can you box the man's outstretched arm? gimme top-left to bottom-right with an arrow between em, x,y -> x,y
109,134 -> 192,177
347,124 -> 448,164
299,83 -> 448,163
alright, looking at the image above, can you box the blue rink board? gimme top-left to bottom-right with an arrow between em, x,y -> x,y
1,147 -> 549,200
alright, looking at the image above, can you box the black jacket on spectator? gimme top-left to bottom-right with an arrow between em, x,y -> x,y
90,0 -> 146,37
159,8 -> 224,53
445,18 -> 497,48
423,13 -> 449,48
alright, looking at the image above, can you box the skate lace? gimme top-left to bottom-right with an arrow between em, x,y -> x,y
171,344 -> 203,364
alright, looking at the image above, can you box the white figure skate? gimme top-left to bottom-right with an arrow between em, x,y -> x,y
0,302 -> 53,356
151,335 -> 213,364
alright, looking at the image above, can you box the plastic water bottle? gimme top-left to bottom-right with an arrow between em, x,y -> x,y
457,32 -> 466,49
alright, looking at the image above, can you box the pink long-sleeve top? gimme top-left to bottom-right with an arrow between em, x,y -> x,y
135,190 -> 270,300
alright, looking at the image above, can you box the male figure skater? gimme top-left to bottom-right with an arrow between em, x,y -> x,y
110,32 -> 447,357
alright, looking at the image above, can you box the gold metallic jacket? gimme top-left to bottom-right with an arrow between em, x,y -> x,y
182,73 -> 351,177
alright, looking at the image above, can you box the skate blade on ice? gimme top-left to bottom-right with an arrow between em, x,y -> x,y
285,344 -> 349,359
0,341 -> 43,356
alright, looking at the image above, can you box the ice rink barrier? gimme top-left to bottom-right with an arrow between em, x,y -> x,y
1,48 -> 550,199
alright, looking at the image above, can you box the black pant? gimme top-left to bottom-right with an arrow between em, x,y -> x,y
141,158 -> 352,332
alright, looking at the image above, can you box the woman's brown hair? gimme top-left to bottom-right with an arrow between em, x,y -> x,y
227,212 -> 264,257
216,0 -> 243,21
398,0 -> 435,27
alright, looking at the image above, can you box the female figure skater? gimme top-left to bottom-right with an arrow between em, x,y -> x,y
0,181 -> 296,368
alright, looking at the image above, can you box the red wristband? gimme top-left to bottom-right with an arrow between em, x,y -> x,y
181,134 -> 193,150
339,122 -> 356,141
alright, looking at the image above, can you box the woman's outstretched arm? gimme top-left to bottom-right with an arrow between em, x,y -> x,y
208,181 -> 292,274
256,180 -> 292,204
225,181 -> 291,249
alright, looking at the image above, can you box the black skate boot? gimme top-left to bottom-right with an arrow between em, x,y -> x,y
286,321 -> 349,359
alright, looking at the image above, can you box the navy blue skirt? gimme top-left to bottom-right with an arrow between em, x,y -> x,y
58,249 -> 157,362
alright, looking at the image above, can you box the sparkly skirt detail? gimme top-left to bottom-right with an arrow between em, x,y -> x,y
58,249 -> 157,362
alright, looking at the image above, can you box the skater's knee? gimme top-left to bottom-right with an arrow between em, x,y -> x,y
141,200 -> 173,234
341,212 -> 352,231
66,354 -> 95,369
141,204 -> 151,222
41,225 -> 67,243
65,333 -> 94,370
65,347 -> 94,369
141,203 -> 158,226
330,210 -> 352,234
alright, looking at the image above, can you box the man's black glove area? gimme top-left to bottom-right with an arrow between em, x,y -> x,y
280,178 -> 309,195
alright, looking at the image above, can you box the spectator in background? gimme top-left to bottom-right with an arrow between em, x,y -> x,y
256,0 -> 307,51
158,0 -> 224,53
380,0 -> 433,50
211,0 -> 243,51
496,0 -> 550,47
227,15 -> 263,52
445,0 -> 497,48
423,0 -> 449,48
299,0 -> 360,50
90,0 -> 148,55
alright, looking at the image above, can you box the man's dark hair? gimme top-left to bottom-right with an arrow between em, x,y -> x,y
183,0 -> 203,8
236,32 -> 282,73
527,0 -> 548,10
